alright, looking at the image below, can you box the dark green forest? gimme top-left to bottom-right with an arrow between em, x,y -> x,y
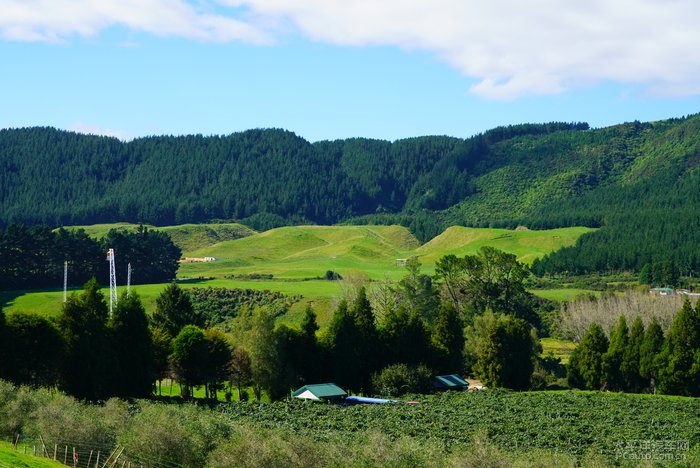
3,114 -> 700,274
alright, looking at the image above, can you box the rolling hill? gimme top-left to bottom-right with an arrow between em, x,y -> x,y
4,114 -> 700,275
1,223 -> 593,324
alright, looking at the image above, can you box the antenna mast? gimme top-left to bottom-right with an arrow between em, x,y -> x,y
107,248 -> 117,315
127,262 -> 132,298
63,260 -> 68,303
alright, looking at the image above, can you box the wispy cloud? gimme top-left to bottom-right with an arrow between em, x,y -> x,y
0,0 -> 270,43
68,122 -> 132,141
3,1 -> 700,99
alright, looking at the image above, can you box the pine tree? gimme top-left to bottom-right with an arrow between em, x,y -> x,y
0,303 -> 6,379
622,316 -> 645,392
602,316 -> 629,390
151,283 -> 202,338
58,278 -> 111,400
110,292 -> 154,398
639,317 -> 664,392
657,300 -> 700,396
351,287 -> 380,391
567,323 -> 609,390
473,314 -> 537,390
4,311 -> 63,387
638,263 -> 652,285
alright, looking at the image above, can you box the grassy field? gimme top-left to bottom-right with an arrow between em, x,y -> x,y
541,337 -> 577,364
62,222 -> 255,255
4,223 -> 595,325
0,441 -> 64,467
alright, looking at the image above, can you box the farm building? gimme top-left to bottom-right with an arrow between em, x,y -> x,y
432,374 -> 469,391
649,287 -> 676,296
292,383 -> 347,401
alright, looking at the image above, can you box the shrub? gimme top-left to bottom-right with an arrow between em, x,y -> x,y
371,363 -> 432,396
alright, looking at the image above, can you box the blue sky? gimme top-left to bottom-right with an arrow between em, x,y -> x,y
2,1 -> 700,142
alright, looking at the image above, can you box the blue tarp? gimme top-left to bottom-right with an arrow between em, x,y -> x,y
344,396 -> 398,405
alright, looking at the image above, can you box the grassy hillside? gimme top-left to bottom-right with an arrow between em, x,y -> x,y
62,222 -> 255,255
0,441 -> 64,467
415,226 -> 595,265
3,223 -> 594,326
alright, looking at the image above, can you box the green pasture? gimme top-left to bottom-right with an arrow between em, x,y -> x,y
62,222 -> 255,255
540,338 -> 577,364
4,223 -> 594,325
530,288 -> 600,302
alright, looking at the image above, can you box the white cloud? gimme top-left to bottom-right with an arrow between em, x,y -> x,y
221,0 -> 700,99
0,0 -> 269,43
3,1 -> 700,98
68,122 -> 132,141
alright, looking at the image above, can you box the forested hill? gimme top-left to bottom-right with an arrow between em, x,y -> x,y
3,114 -> 700,274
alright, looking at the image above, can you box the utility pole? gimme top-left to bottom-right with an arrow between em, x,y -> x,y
127,263 -> 132,298
107,249 -> 117,315
63,261 -> 68,303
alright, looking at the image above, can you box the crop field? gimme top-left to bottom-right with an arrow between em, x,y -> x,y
222,390 -> 700,463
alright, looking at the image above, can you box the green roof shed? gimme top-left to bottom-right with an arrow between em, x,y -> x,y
432,374 -> 469,391
292,383 -> 347,401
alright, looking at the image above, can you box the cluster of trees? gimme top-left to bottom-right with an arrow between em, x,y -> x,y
189,287 -> 301,325
567,299 -> 700,396
638,261 -> 680,287
0,224 -> 181,291
0,247 -> 546,400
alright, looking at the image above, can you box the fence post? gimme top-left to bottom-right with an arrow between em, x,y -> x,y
87,449 -> 94,467
64,445 -> 68,464
39,435 -> 49,458
95,450 -> 100,468
54,444 -> 58,460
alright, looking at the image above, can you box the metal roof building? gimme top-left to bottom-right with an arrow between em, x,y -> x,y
432,374 -> 469,391
292,383 -> 347,401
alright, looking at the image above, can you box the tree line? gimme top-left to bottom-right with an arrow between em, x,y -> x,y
0,224 -> 181,291
0,248 -> 546,400
567,299 -> 700,396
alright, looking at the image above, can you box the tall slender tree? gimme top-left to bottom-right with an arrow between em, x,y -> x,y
602,316 -> 629,390
58,278 -> 111,400
639,317 -> 664,393
431,303 -> 465,374
657,300 -> 700,396
567,323 -> 609,390
110,292 -> 153,398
